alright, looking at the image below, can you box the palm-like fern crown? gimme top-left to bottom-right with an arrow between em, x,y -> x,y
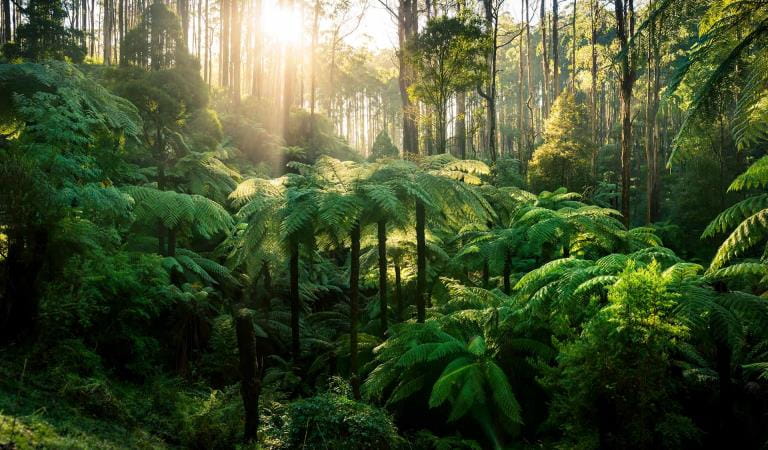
170,151 -> 240,204
703,156 -> 768,272
125,185 -> 233,238
514,246 -> 768,350
363,319 -> 521,428
662,0 -> 768,164
226,176 -> 287,276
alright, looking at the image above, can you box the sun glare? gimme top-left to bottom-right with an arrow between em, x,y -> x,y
261,2 -> 302,45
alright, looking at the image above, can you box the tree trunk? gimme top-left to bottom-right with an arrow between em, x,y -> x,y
259,262 -> 272,311
394,263 -> 403,322
481,0 -> 498,161
103,0 -> 112,64
2,0 -> 10,43
177,0 -> 189,46
502,252 -> 511,295
590,0 -> 599,178
541,0 -> 549,117
377,219 -> 388,334
552,0 -> 559,98
645,12 -> 661,224
398,0 -> 419,154
235,309 -> 261,444
614,0 -> 635,227
0,228 -> 47,343
456,91 -> 466,159
220,0 -> 230,87
231,0 -> 241,101
310,0 -> 320,121
349,222 -> 361,400
289,240 -> 300,360
416,200 -> 426,322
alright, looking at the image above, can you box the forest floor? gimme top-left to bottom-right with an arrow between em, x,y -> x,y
0,359 -> 169,449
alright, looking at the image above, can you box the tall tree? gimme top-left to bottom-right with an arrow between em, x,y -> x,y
231,0 -> 240,100
552,0 -> 559,98
399,0 -> 419,154
614,0 -> 635,226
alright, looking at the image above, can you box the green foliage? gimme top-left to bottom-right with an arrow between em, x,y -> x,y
273,392 -> 400,449
368,130 -> 399,161
541,262 -> 699,448
529,91 -> 594,193
2,0 -> 85,62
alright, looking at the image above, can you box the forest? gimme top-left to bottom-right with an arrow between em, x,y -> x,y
1,0 -> 768,448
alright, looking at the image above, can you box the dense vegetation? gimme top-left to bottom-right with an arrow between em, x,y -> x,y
2,0 -> 768,448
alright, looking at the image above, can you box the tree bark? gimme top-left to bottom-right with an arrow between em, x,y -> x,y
289,240 -> 300,360
502,252 -> 511,295
231,0 -> 241,101
394,263 -> 403,322
220,0 -> 230,87
456,91 -> 466,159
416,200 -> 426,322
377,219 -> 388,334
2,0 -> 10,43
398,0 -> 419,154
645,11 -> 661,224
349,222 -> 361,400
541,0 -> 549,117
552,0 -> 559,98
615,0 -> 635,227
235,309 -> 261,443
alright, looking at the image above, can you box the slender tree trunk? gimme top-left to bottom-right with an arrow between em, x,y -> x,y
571,0 -> 577,91
349,222 -> 361,400
289,240 -> 300,360
590,0 -> 599,178
231,0 -> 241,101
502,252 -> 511,295
394,263 -> 403,322
178,0 -> 189,46
552,0 -> 559,98
282,0 -> 297,139
541,0 -> 549,117
615,0 -> 635,226
309,0 -> 320,121
481,0 -> 498,161
103,0 -> 112,64
220,0 -> 230,87
645,11 -> 661,224
377,219 -> 388,334
2,0 -> 10,43
416,200 -> 426,322
259,262 -> 272,311
456,91 -> 466,159
398,0 -> 418,154
235,309 -> 261,444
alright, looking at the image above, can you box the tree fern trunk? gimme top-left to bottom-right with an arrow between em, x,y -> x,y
259,261 -> 271,312
502,252 -> 511,295
235,309 -> 261,444
394,263 -> 403,322
350,222 -> 361,400
377,219 -> 388,335
167,227 -> 176,257
482,259 -> 490,289
289,240 -> 300,361
416,200 -> 427,323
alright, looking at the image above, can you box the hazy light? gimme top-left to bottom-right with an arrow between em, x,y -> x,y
261,2 -> 302,45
